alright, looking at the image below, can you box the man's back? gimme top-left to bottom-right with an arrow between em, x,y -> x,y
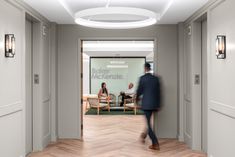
137,73 -> 161,110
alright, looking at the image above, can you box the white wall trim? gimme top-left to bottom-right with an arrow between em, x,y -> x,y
184,0 -> 225,25
42,133 -> 51,148
191,22 -> 202,151
51,134 -> 58,142
184,95 -> 192,103
43,98 -> 50,103
153,38 -> 159,134
178,22 -> 184,142
8,0 -> 50,25
77,38 -> 82,140
78,37 -> 158,139
209,100 -> 235,119
0,101 -> 22,117
184,132 -> 192,146
49,23 -> 58,142
178,134 -> 184,142
208,0 -> 226,12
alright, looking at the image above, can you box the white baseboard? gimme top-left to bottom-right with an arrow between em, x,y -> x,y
184,132 -> 192,148
51,133 -> 58,142
178,134 -> 184,142
42,133 -> 51,148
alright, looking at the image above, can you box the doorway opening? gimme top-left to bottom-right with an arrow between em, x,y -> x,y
80,40 -> 156,139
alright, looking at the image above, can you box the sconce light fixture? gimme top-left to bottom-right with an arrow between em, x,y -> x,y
216,35 -> 226,59
5,34 -> 15,58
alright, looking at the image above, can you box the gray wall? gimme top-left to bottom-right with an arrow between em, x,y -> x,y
0,0 -> 53,156
207,0 -> 235,156
57,25 -> 178,138
0,1 -> 25,157
182,0 -> 235,155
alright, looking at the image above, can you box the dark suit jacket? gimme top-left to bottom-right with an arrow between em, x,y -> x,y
136,73 -> 161,110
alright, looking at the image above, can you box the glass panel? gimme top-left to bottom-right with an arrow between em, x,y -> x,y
90,58 -> 145,97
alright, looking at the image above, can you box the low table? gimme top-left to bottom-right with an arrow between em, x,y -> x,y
109,106 -> 125,110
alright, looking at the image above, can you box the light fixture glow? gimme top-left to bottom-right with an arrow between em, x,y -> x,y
216,35 -> 226,59
5,34 -> 15,58
107,65 -> 128,68
75,7 -> 159,29
110,61 -> 125,64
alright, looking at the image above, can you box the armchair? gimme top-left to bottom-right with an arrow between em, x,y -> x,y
108,93 -> 116,107
123,95 -> 139,115
87,97 -> 110,115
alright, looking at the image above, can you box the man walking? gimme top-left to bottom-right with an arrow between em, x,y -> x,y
136,63 -> 161,150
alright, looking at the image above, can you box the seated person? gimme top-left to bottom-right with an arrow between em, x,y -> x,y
98,82 -> 109,102
120,83 -> 135,106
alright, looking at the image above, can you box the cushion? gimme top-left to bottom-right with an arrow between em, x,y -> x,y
125,103 -> 135,107
99,103 -> 108,107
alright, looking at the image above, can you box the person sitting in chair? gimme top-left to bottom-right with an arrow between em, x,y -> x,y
98,82 -> 109,103
120,83 -> 135,106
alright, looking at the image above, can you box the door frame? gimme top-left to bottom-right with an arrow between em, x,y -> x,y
25,12 -> 43,152
78,37 -> 158,139
25,18 -> 33,155
201,17 -> 208,152
180,13 -> 208,151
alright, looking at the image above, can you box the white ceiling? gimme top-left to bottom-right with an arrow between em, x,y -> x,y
23,0 -> 208,24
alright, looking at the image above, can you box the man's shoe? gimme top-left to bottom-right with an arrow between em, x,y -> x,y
149,144 -> 160,150
140,132 -> 147,139
139,133 -> 147,143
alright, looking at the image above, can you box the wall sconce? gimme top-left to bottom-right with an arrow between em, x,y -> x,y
216,35 -> 226,59
5,34 -> 15,58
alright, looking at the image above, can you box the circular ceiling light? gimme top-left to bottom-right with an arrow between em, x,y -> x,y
74,7 -> 159,29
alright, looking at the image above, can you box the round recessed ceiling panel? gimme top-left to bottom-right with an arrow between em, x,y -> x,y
74,7 -> 160,29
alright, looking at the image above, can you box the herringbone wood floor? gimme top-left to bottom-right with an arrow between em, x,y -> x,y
29,113 -> 207,157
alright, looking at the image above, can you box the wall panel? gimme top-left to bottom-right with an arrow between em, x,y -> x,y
0,1 -> 25,157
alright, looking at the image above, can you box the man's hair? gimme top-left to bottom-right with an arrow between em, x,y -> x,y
144,62 -> 151,70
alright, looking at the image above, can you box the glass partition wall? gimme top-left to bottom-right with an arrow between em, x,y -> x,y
90,57 -> 145,96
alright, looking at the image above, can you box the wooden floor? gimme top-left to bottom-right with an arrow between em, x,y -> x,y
29,114 -> 207,157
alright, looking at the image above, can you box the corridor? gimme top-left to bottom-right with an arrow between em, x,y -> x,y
1,0 -> 235,157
